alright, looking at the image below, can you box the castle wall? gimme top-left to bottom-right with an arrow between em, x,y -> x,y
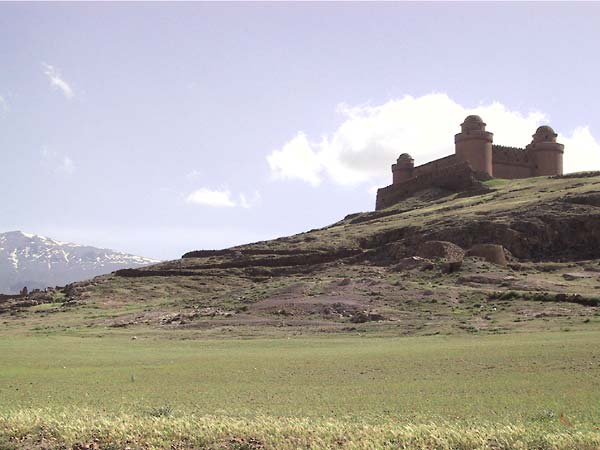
493,162 -> 532,179
376,161 -> 481,210
491,145 -> 534,179
376,117 -> 565,210
412,154 -> 457,178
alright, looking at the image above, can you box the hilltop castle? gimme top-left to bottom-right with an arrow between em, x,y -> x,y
375,115 -> 564,210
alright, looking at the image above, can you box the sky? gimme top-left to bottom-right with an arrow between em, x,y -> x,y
1,2 -> 600,260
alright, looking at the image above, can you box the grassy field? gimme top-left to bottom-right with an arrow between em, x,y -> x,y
2,330 -> 600,449
2,175 -> 600,448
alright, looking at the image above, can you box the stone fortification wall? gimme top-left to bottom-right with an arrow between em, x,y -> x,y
376,161 -> 481,210
491,145 -> 534,179
376,118 -> 564,210
0,293 -> 24,302
413,154 -> 457,177
492,145 -> 530,165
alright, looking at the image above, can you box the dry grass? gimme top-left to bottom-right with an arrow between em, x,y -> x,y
2,332 -> 600,449
2,410 -> 600,450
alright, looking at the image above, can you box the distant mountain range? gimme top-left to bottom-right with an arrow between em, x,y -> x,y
0,231 -> 159,294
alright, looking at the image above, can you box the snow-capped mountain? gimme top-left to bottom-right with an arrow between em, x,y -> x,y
0,231 -> 159,294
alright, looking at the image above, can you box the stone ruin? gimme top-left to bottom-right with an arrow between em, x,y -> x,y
375,115 -> 565,210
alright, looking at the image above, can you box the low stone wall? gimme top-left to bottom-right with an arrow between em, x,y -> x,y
118,248 -> 365,278
115,268 -> 199,277
375,161 -> 482,210
182,248 -> 311,258
0,293 -> 23,302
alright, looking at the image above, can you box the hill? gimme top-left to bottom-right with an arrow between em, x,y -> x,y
0,231 -> 158,294
2,174 -> 600,449
2,173 -> 599,337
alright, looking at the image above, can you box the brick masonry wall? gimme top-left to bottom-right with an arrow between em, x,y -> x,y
492,145 -> 534,179
412,154 -> 457,177
376,161 -> 482,210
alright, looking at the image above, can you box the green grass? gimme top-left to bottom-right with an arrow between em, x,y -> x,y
482,178 -> 512,188
3,174 -> 600,447
1,331 -> 600,448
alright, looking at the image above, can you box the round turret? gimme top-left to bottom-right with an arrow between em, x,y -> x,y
532,125 -> 558,143
455,115 -> 493,177
392,153 -> 415,184
460,115 -> 486,133
527,125 -> 564,176
397,153 -> 414,164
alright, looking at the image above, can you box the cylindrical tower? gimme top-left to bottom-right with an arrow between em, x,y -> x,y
392,153 -> 414,184
454,115 -> 494,178
527,126 -> 564,176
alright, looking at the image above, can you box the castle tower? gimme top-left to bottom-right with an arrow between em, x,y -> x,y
392,153 -> 414,184
527,125 -> 564,176
454,115 -> 494,178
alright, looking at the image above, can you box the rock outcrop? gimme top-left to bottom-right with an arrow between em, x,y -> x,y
466,244 -> 508,266
416,241 -> 465,262
113,174 -> 600,285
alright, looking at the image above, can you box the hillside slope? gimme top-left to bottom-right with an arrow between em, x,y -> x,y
0,231 -> 158,294
2,174 -> 600,337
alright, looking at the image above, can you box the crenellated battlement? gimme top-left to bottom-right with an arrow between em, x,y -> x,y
376,161 -> 483,210
413,154 -> 458,177
375,117 -> 564,210
492,145 -> 528,160
492,145 -> 531,165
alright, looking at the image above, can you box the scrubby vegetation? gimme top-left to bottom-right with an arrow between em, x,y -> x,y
489,290 -> 600,307
2,174 -> 600,448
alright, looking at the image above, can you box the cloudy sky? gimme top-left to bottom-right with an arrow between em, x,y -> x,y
1,3 -> 600,260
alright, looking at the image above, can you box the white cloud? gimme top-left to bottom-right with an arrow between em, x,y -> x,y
186,188 -> 262,209
42,63 -> 74,99
239,191 -> 261,209
267,132 -> 322,186
561,126 -> 600,174
268,93 -> 600,187
42,147 -> 76,174
186,188 -> 236,208
60,156 -> 76,174
0,95 -> 8,114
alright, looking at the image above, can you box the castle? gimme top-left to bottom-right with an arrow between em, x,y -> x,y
375,115 -> 565,210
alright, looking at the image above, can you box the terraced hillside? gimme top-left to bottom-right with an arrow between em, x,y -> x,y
3,173 -> 600,338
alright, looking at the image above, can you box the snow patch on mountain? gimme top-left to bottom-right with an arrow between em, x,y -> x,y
0,231 -> 160,294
